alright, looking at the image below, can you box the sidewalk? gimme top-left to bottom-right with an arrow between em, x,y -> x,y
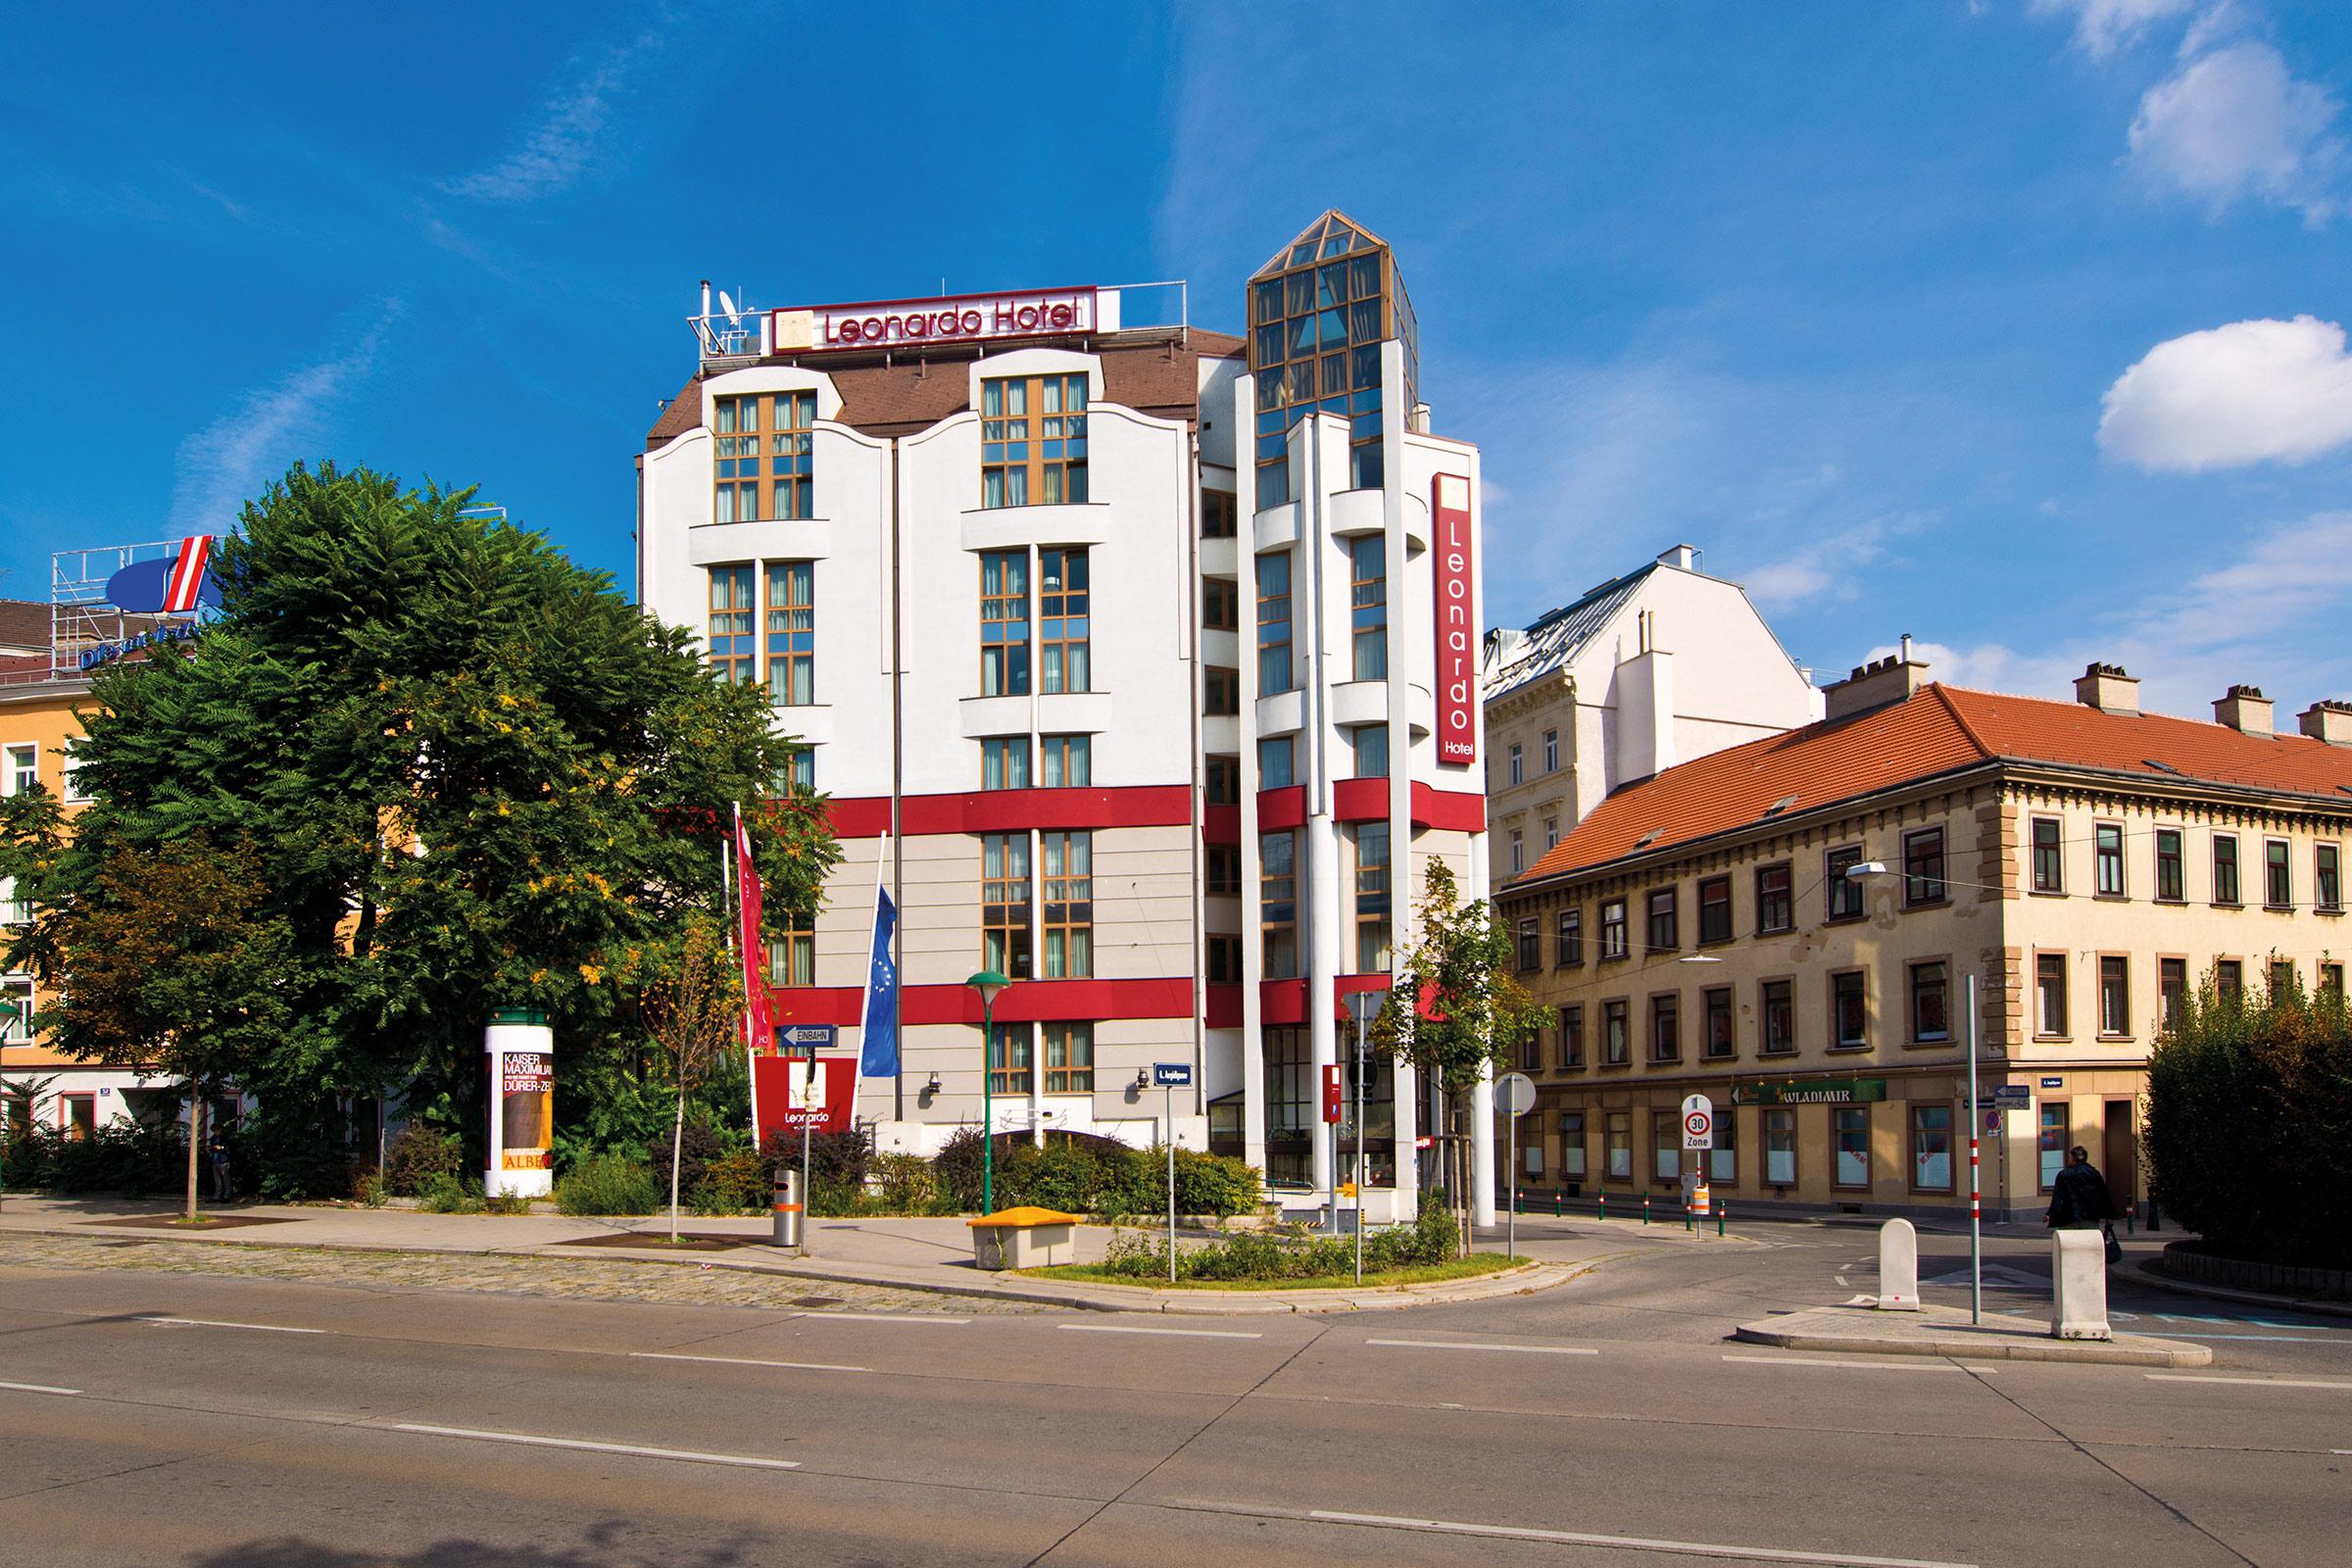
1735,1301 -> 2213,1367
0,1196 -> 1626,1315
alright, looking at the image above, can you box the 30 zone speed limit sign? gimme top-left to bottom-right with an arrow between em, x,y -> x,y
1681,1093 -> 1715,1151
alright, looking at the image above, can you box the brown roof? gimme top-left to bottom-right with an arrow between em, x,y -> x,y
1516,683 -> 2352,886
0,600 -> 50,654
643,328 -> 1245,448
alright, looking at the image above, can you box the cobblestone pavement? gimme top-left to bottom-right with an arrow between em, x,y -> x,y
0,1233 -> 1043,1314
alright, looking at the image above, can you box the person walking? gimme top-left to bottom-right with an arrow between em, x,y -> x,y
207,1126 -> 234,1203
2045,1144 -> 2120,1261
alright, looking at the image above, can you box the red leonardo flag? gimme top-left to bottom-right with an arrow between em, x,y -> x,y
735,809 -> 774,1054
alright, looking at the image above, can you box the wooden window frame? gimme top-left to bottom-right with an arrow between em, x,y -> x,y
1756,862 -> 1793,934
1909,1102 -> 1955,1194
1543,728 -> 1558,773
1760,977 -> 1795,1055
1599,899 -> 1629,959
979,551 -> 1031,697
1202,575 -> 1239,632
2034,951 -> 2069,1040
1043,1021 -> 1093,1095
2215,956 -> 2243,1006
1041,830 -> 1092,979
1353,822 -> 1391,974
1832,1105 -> 1872,1191
1825,845 -> 1865,920
2318,842 -> 2342,913
1701,986 -> 1735,1059
1514,917 -> 1541,973
1763,1107 -> 1797,1189
1204,666 -> 1240,716
1205,843 -> 1242,897
988,1021 -> 1033,1097
766,919 -> 815,988
1038,547 -> 1090,695
1260,830 -> 1298,979
1555,906 -> 1583,966
1040,733 -> 1090,789
2157,955 -> 2188,1036
1830,968 -> 1868,1051
763,561 -> 814,707
982,832 -> 1032,980
2093,821 -> 2126,898
1601,1000 -> 1631,1067
1907,956 -> 1951,1046
1697,875 -> 1733,945
1902,826 -> 1947,906
981,373 -> 1088,508
1645,887 -> 1679,953
1204,755 -> 1240,806
2212,832 -> 2240,906
1650,1108 -> 1683,1187
2263,838 -> 2292,910
1255,551 -> 1294,697
2097,953 -> 2132,1039
713,390 -> 816,523
1648,991 -> 1680,1064
2155,826 -> 2184,903
1348,535 -> 1387,681
982,737 -> 1031,791
2031,816 -> 2064,894
1200,489 -> 1238,539
1559,1004 -> 1585,1069
1206,933 -> 1243,985
707,565 -> 755,685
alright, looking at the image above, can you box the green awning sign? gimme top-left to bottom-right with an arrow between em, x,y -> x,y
1732,1078 -> 1886,1105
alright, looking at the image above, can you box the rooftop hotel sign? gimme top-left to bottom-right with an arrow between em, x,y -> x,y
1433,473 -> 1476,765
773,286 -> 1098,354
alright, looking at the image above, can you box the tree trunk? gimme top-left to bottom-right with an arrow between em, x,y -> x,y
668,1085 -> 686,1245
184,1090 -> 203,1223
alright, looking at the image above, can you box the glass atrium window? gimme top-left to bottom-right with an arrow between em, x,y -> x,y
1246,212 -> 1416,511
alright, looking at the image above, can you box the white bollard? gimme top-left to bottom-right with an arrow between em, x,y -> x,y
1877,1218 -> 1921,1311
2050,1229 -> 2112,1340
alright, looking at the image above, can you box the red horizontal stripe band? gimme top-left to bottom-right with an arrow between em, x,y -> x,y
771,976 -> 1194,1026
824,786 -> 1193,839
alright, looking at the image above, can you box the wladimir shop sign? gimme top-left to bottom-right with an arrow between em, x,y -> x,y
1731,1079 -> 1886,1106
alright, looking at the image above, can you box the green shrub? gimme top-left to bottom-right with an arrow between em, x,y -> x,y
870,1152 -> 937,1210
652,1119 -> 734,1206
383,1125 -> 464,1198
416,1173 -> 485,1214
930,1128 -> 990,1210
483,1190 -> 532,1216
1096,1212 -> 1454,1283
557,1153 -> 661,1216
1,1120 -> 186,1195
696,1149 -> 773,1210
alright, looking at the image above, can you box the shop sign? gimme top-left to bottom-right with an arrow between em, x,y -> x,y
774,286 -> 1096,354
1431,473 -> 1476,765
1731,1078 -> 1886,1106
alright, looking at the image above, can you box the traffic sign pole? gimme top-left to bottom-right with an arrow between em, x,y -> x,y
1152,1062 -> 1192,1284
1967,974 -> 1981,1326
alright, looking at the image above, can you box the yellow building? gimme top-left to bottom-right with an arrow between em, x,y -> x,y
1495,655 -> 2352,1222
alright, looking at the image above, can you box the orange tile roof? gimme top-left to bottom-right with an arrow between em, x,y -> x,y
1515,683 -> 2352,886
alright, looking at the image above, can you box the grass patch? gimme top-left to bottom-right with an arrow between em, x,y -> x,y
1020,1252 -> 1523,1292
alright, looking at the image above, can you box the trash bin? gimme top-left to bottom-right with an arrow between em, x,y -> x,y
967,1206 -> 1081,1270
771,1169 -> 803,1250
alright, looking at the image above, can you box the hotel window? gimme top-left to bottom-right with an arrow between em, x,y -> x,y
2032,817 -> 2063,893
1206,933 -> 1243,985
2159,957 -> 2186,1034
2321,961 -> 2345,999
1645,888 -> 1677,952
1544,816 -> 1559,853
2270,958 -> 2296,999
0,975 -> 29,1042
989,1022 -> 1032,1097
1703,987 -> 1734,1058
1602,1000 -> 1630,1065
778,748 -> 815,795
1697,876 -> 1732,944
1909,959 -> 1949,1043
1350,724 -> 1388,778
1204,755 -> 1240,806
1348,535 -> 1387,681
1206,843 -> 1242,897
2035,953 -> 2068,1036
1708,1103 -> 1737,1184
1261,1028 -> 1312,1187
1834,1106 -> 1871,1189
2213,833 -> 2239,905
1761,980 -> 1794,1054
2264,839 -> 2291,909
60,744 -> 90,805
1559,1005 -> 1584,1068
982,833 -> 1032,979
1202,575 -> 1238,632
1038,549 -> 1090,694
712,390 -> 815,523
1515,917 -> 1541,972
766,918 -> 814,988
1902,827 -> 1946,906
981,373 -> 1087,508
1041,831 -> 1092,979
1832,970 -> 1867,1049
706,566 -> 755,684
762,562 -> 814,706
1043,1022 -> 1093,1095
1257,736 -> 1294,790
1354,822 -> 1391,972
2100,956 -> 2131,1035
1205,666 -> 1240,715
1826,845 -> 1864,919
2216,958 -> 2243,1006
1764,1109 -> 1796,1185
1201,490 -> 1237,539
1255,553 -> 1294,697
2091,822 -> 2123,896
1652,1110 -> 1681,1184
1756,863 -> 1792,933
1599,899 -> 1628,958
1543,728 -> 1558,773
2319,843 -> 2342,911
979,552 -> 1031,696
1507,743 -> 1522,787
1508,829 -> 1523,875
2155,827 -> 2184,902
1248,215 -> 1403,507
1561,1110 -> 1587,1177
1040,734 -> 1090,788
2038,1102 -> 2068,1190
1911,1104 -> 1953,1193
1649,994 -> 1679,1062
1260,831 -> 1298,979
1605,1110 -> 1632,1178
1555,906 -> 1582,965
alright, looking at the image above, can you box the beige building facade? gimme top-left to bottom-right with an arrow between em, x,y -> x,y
1496,657 -> 2352,1221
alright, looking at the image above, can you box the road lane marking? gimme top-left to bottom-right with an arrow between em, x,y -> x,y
139,1316 -> 325,1335
631,1352 -> 867,1373
1724,1354 -> 1984,1374
2145,1374 -> 2352,1391
1058,1323 -> 1262,1340
1305,1509 -> 1973,1567
390,1424 -> 800,1470
794,1312 -> 968,1326
1367,1339 -> 1598,1356
0,1380 -> 81,1396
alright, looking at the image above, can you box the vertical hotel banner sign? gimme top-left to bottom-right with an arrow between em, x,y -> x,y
1432,473 -> 1476,764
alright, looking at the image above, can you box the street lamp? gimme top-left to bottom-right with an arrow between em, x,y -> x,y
964,969 -> 1010,1215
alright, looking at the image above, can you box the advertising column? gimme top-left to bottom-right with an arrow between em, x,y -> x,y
485,1007 -> 556,1200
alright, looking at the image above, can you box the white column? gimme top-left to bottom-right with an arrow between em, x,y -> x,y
1471,1072 -> 1497,1228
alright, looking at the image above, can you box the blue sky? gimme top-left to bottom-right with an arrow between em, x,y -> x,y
4,0 -> 2346,719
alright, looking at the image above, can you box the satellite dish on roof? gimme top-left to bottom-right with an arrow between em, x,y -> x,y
717,290 -> 741,324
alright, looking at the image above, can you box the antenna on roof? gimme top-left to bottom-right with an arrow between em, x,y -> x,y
717,290 -> 742,325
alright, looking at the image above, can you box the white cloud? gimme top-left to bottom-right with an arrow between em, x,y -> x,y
2127,38 -> 2344,222
2098,315 -> 2352,470
2033,0 -> 2197,60
1741,511 -> 1929,613
169,302 -> 402,534
443,31 -> 663,203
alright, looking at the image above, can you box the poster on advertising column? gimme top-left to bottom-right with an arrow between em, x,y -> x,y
1431,473 -> 1476,765
500,1052 -> 554,1171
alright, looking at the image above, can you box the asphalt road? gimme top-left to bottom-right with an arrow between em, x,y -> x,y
0,1219 -> 2344,1568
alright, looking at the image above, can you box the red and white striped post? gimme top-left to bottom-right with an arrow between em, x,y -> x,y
1967,973 -> 1982,1326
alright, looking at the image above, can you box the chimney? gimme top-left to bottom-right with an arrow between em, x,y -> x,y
2298,700 -> 2352,747
2073,662 -> 2139,716
1657,543 -> 1698,571
2214,684 -> 2275,737
1824,641 -> 1931,721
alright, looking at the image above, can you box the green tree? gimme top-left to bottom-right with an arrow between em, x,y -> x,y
1373,860 -> 1547,1250
640,915 -> 746,1242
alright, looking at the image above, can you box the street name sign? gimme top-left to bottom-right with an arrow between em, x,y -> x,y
1152,1061 -> 1192,1088
1498,1072 -> 1537,1117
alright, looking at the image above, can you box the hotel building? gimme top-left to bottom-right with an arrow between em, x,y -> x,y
1495,654 -> 2352,1222
636,213 -> 1492,1219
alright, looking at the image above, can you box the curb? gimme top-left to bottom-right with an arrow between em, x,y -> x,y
2122,1255 -> 2352,1322
1734,1310 -> 2212,1368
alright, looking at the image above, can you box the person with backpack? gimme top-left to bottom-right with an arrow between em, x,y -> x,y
2045,1145 -> 2120,1262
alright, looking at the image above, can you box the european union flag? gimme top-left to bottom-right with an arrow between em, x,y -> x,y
858,886 -> 899,1077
